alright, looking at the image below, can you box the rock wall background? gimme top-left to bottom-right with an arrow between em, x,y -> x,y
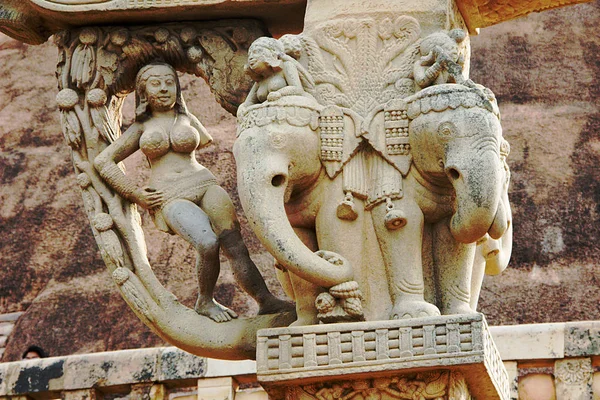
1,1 -> 599,361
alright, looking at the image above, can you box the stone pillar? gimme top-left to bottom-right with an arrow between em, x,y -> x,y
503,361 -> 518,400
555,358 -> 594,400
197,377 -> 237,400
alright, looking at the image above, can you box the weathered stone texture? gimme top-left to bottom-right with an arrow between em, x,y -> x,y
0,1 -> 599,359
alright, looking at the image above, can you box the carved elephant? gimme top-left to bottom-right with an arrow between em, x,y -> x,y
234,84 -> 510,324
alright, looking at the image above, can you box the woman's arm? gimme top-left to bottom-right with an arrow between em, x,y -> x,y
94,123 -> 162,209
282,60 -> 303,89
188,113 -> 213,148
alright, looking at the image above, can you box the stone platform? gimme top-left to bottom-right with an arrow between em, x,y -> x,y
256,314 -> 509,399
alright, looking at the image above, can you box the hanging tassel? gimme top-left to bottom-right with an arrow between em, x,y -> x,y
384,197 -> 407,230
336,191 -> 359,221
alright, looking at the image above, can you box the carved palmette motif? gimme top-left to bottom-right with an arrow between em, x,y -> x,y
301,16 -> 421,117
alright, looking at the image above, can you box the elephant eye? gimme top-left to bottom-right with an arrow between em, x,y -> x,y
438,121 -> 456,138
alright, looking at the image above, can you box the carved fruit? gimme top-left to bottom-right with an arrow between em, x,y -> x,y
315,292 -> 336,313
329,281 -> 361,299
112,267 -> 130,285
180,27 -> 196,44
76,173 -> 91,189
79,28 -> 97,45
155,28 -> 170,43
87,89 -> 108,107
93,213 -> 114,232
56,89 -> 79,110
187,46 -> 204,63
110,29 -> 128,46
341,297 -> 363,317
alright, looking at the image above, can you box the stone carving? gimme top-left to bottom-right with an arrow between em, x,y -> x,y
555,358 -> 594,385
413,29 -> 468,90
256,315 -> 508,399
0,0 -> 592,45
94,62 -> 292,322
55,22 -> 296,359
291,371 -> 471,400
235,18 -> 511,323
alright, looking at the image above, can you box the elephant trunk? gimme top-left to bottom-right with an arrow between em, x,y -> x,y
234,138 -> 353,288
447,156 -> 506,244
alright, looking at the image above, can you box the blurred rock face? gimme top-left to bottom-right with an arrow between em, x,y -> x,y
0,2 -> 599,361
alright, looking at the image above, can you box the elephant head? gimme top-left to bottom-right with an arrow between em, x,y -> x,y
408,84 -> 508,244
234,95 -> 354,288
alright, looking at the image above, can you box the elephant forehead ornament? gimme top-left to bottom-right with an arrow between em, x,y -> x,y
235,32 -> 511,325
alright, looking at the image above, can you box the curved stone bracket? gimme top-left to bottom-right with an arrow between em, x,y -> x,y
55,22 -> 295,360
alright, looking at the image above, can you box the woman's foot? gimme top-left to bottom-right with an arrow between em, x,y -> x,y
258,295 -> 296,315
195,298 -> 238,323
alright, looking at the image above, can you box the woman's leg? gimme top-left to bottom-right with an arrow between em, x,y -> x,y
162,199 -> 237,322
201,185 -> 294,314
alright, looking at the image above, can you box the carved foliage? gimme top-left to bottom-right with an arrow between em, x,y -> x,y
554,358 -> 594,385
56,21 -> 263,114
301,16 -> 421,116
290,371 -> 470,400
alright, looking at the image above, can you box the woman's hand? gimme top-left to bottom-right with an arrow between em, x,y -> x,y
135,187 -> 165,210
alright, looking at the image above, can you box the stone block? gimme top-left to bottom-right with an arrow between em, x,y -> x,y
518,374 -> 556,400
204,359 -> 256,378
158,348 -> 205,382
0,313 -> 24,323
0,347 -> 207,396
257,314 -> 508,399
565,321 -> 600,357
0,323 -> 14,336
490,323 -> 565,360
197,377 -> 236,400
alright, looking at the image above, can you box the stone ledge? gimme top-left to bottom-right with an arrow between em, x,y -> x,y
256,314 -> 509,400
0,348 -> 257,397
489,320 -> 600,360
0,313 -> 24,323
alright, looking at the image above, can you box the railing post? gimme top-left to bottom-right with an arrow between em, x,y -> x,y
503,361 -> 518,400
61,389 -> 102,400
130,383 -> 167,400
197,377 -> 237,400
555,357 -> 594,400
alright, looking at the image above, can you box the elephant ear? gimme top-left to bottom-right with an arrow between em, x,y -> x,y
362,99 -> 412,176
318,105 -> 362,178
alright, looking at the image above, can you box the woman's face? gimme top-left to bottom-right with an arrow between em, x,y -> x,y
144,65 -> 177,111
248,45 -> 275,75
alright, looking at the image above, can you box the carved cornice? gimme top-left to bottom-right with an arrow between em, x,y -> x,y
0,0 -> 593,45
457,0 -> 594,33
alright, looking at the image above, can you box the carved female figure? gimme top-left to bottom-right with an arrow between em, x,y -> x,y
242,36 -> 314,105
94,62 -> 291,322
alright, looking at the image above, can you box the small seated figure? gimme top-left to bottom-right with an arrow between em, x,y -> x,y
414,29 -> 467,89
95,62 -> 292,322
243,36 -> 314,105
